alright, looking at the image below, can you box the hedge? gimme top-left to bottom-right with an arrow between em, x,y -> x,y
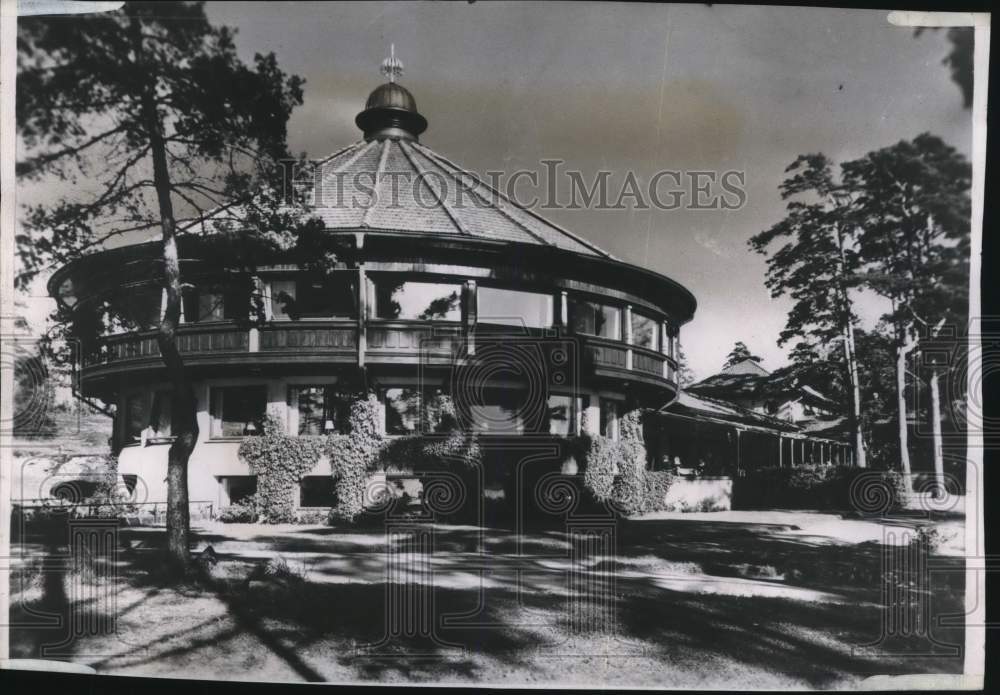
574,408 -> 672,517
732,465 -> 907,512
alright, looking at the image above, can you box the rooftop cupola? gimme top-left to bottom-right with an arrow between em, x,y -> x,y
355,46 -> 428,142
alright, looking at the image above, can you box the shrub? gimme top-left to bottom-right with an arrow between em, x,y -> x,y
580,435 -> 616,502
642,470 -> 675,513
219,501 -> 258,523
295,509 -> 329,525
733,465 -> 906,512
576,408 -> 651,517
611,443 -> 646,515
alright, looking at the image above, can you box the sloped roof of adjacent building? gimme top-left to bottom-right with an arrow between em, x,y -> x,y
661,391 -> 801,433
687,358 -> 838,407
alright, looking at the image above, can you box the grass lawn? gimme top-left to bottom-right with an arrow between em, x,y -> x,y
8,511 -> 966,688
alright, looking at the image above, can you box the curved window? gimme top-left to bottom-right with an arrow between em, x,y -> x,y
269,274 -> 357,320
631,311 -> 659,351
569,297 -> 621,340
373,279 -> 462,321
109,286 -> 161,331
477,287 -> 553,328
182,279 -> 249,323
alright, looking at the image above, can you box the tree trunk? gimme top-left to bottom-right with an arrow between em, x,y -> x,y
929,367 -> 945,499
132,14 -> 198,570
833,221 -> 866,468
841,322 -> 867,468
895,326 -> 917,495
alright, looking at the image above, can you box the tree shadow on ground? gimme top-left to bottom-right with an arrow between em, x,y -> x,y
11,514 -> 965,684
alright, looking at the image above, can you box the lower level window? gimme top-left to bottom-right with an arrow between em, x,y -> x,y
123,390 -> 174,443
299,476 -> 337,507
464,388 -> 526,434
384,387 -> 419,434
546,394 -> 589,435
293,386 -> 352,435
547,394 -> 573,436
210,385 -> 267,437
224,476 -> 257,505
600,399 -> 620,440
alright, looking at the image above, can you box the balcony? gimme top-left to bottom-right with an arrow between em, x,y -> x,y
80,320 -> 678,391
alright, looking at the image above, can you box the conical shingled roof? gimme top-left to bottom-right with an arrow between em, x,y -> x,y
301,136 -> 613,259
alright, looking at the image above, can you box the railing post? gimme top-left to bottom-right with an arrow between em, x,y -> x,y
624,304 -> 633,371
464,279 -> 477,356
357,264 -> 367,367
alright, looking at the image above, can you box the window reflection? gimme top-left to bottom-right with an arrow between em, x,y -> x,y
270,275 -> 357,320
477,287 -> 553,328
110,286 -> 161,331
124,390 -> 174,443
383,387 -> 423,434
211,385 -> 266,437
294,386 -> 351,435
182,279 -> 249,323
600,399 -> 620,440
631,311 -> 659,351
569,298 -> 620,340
125,393 -> 147,441
546,394 -> 573,436
374,279 -> 462,321
149,391 -> 173,437
463,388 -> 526,434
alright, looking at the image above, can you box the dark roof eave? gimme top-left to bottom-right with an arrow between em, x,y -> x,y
49,228 -> 698,324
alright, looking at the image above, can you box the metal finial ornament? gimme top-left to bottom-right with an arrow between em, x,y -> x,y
380,44 -> 404,83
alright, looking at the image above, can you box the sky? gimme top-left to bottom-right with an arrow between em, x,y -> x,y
19,2 -> 973,381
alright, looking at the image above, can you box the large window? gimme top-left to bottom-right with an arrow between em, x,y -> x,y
123,390 -> 174,443
110,286 -> 161,331
631,311 -> 659,351
383,387 -> 423,434
381,387 -> 450,434
149,391 -> 173,438
569,297 -> 621,340
182,279 -> 248,323
270,274 -> 356,320
546,394 -> 580,436
373,278 -> 462,321
124,393 -> 147,442
599,399 -> 620,440
293,386 -> 352,435
477,287 -> 553,328
210,385 -> 266,437
463,388 -> 527,434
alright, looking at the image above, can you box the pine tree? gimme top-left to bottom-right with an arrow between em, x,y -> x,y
845,133 -> 970,494
722,341 -> 763,370
17,1 -> 308,568
749,154 -> 868,468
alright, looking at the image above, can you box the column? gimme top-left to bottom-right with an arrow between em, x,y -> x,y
624,304 -> 633,371
464,279 -> 477,356
357,265 -> 367,366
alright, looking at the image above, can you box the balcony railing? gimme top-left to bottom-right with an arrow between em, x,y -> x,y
81,319 -> 678,387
